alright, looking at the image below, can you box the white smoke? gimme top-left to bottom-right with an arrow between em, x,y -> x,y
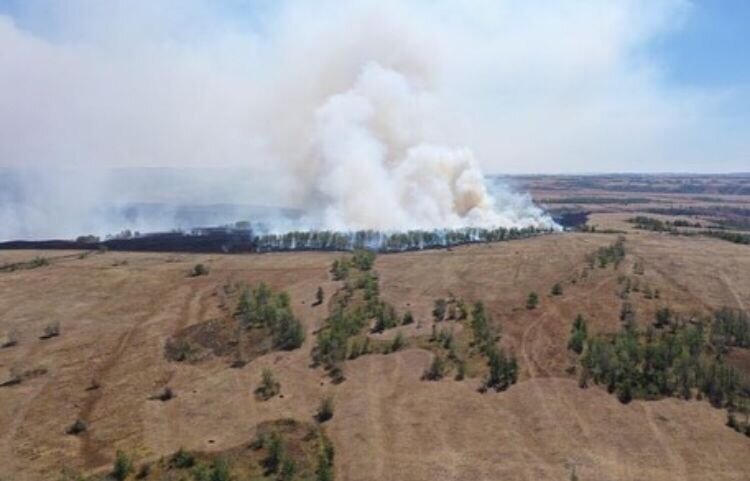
6,0 -> 737,239
304,62 -> 555,231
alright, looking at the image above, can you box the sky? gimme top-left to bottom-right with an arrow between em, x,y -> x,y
0,0 -> 748,175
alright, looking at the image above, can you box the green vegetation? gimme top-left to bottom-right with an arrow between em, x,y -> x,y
112,451 -> 133,481
171,448 -> 195,469
422,354 -> 447,381
236,282 -> 305,351
433,299 -> 447,321
191,263 -> 209,277
525,292 -> 539,310
315,286 -> 324,306
586,236 -> 626,269
575,309 -> 750,407
316,396 -> 334,423
567,314 -> 588,355
628,216 -> 750,245
314,251 -> 407,378
255,368 -> 281,401
254,226 -> 549,253
484,347 -> 518,392
66,419 -> 87,436
551,282 -> 563,296
40,321 -> 60,340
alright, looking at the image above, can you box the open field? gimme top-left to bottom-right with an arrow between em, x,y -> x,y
1,227 -> 749,481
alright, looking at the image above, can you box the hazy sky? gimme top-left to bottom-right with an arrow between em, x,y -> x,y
0,0 -> 748,174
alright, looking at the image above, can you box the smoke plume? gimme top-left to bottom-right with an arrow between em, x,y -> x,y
4,0 -> 735,239
303,62 -> 553,231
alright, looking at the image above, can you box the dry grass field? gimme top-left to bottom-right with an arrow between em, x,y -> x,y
1,230 -> 749,481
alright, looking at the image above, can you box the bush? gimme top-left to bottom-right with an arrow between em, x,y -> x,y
551,283 -> 563,296
264,433 -> 284,473
170,448 -> 195,469
66,419 -> 88,436
155,387 -> 174,402
422,355 -> 446,381
40,321 -> 60,340
211,457 -> 231,481
484,347 -> 518,392
567,314 -> 588,354
316,396 -> 334,423
315,287 -> 324,306
255,368 -> 281,401
112,451 -> 133,481
191,263 -> 209,277
402,311 -> 414,325
526,292 -> 539,310
433,299 -> 447,322
389,331 -> 406,353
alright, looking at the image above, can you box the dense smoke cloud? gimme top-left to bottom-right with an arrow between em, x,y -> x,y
0,0 -> 743,239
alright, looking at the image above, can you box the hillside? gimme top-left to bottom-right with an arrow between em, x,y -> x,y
0,230 -> 748,481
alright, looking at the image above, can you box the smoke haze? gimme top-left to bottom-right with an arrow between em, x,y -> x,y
0,0 -> 742,239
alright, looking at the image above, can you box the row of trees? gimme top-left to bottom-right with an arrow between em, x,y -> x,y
253,226 -> 551,253
236,282 -> 305,351
471,302 -> 518,391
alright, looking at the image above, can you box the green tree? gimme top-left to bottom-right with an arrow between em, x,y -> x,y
390,331 -> 406,353
568,314 -> 588,354
433,299 -> 447,322
526,292 -> 539,310
255,368 -> 280,401
423,355 -> 446,381
316,396 -> 334,423
191,263 -> 209,277
112,451 -> 133,481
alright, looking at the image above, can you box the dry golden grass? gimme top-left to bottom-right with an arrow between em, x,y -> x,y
0,231 -> 748,481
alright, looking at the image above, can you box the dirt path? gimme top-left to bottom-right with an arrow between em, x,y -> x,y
720,272 -> 746,311
642,403 -> 689,480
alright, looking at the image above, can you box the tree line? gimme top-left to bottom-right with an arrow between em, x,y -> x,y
253,226 -> 551,253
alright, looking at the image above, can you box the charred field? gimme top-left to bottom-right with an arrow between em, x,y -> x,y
1,177 -> 749,481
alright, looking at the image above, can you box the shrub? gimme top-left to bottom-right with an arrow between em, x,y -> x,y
315,287 -> 324,306
40,321 -> 60,340
526,292 -> 539,310
433,299 -> 447,322
422,355 -> 446,381
551,283 -> 563,296
316,396 -> 334,423
211,457 -> 231,481
280,458 -> 296,481
66,419 -> 88,436
171,448 -> 195,468
352,249 -> 376,271
112,450 -> 133,481
568,314 -> 588,354
389,331 -> 406,353
155,387 -> 174,402
402,311 -> 414,325
484,347 -> 519,392
191,263 -> 209,277
2,329 -> 18,348
255,368 -> 281,401
264,433 -> 284,473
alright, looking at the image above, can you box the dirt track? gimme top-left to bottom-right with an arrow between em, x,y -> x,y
0,233 -> 749,480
